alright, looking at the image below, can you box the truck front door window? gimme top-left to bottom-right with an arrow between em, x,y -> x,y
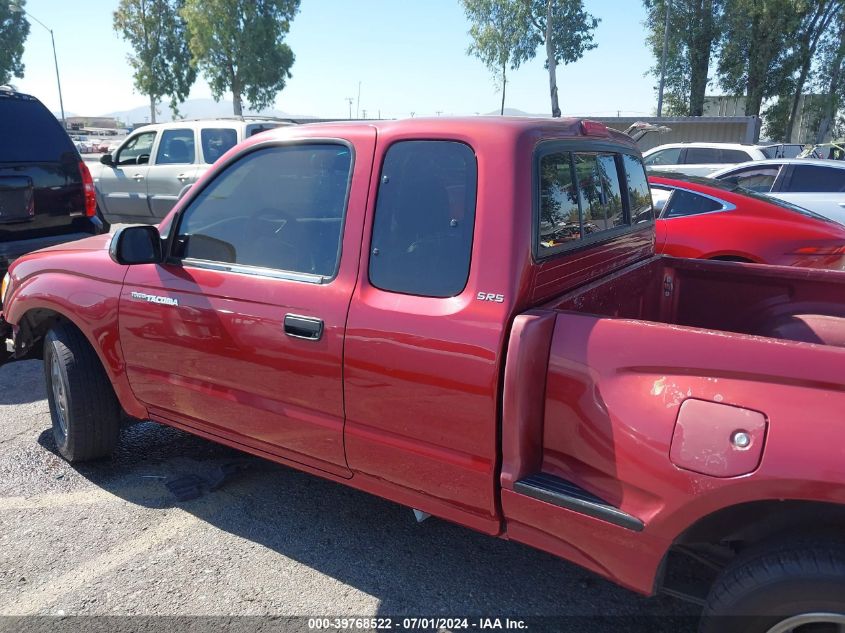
176,144 -> 352,278
368,140 -> 477,298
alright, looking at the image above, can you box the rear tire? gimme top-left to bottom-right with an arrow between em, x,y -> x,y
44,321 -> 121,462
700,542 -> 845,633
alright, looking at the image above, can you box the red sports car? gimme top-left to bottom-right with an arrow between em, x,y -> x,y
650,173 -> 845,269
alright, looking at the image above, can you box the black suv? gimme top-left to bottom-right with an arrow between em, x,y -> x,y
0,88 -> 103,277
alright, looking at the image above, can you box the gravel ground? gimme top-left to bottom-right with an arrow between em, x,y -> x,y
0,359 -> 701,632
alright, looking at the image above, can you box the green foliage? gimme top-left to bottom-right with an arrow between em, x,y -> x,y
717,0 -> 802,117
0,1 -> 30,85
462,0 -> 526,113
514,0 -> 598,67
642,0 -> 723,116
182,0 -> 300,116
812,3 -> 845,141
460,0 -> 597,117
762,94 -> 795,140
114,0 -> 196,121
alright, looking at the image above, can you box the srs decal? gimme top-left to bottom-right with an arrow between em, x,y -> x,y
476,292 -> 505,303
130,291 -> 179,307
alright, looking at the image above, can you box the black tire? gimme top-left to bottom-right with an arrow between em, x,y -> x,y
44,320 -> 121,462
700,542 -> 845,633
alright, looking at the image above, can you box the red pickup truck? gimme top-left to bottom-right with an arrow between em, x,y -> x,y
3,118 -> 845,632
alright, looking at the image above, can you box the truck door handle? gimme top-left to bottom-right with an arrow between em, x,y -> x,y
133,174 -> 145,181
284,314 -> 323,340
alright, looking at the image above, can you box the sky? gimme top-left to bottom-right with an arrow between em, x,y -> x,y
13,0 -> 660,119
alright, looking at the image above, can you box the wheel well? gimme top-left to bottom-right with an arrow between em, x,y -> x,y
16,308 -> 70,360
659,500 -> 845,602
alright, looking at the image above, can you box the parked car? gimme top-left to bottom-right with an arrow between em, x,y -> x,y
89,117 -> 296,225
650,173 -> 845,269
709,159 -> 845,224
0,88 -> 103,277
643,142 -> 769,177
5,117 -> 845,632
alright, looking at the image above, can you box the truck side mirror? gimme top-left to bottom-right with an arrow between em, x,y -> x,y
109,225 -> 163,265
100,153 -> 114,166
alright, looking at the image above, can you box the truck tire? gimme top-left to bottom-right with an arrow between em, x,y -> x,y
700,542 -> 845,633
44,320 -> 121,462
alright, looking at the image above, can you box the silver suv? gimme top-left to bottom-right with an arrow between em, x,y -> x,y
91,117 -> 295,225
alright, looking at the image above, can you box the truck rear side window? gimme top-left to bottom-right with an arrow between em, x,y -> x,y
537,150 -> 652,256
369,141 -> 477,298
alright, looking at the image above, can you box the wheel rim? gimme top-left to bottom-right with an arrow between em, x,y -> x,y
766,613 -> 845,633
50,353 -> 69,437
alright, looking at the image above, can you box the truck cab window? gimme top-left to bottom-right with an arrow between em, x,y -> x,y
369,140 -> 477,298
175,143 -> 352,278
574,153 -> 625,231
538,150 -> 630,255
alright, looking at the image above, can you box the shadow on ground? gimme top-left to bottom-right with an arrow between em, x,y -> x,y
0,360 -> 46,405
37,421 -> 701,632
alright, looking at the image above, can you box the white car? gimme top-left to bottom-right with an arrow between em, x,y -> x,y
643,142 -> 769,177
90,117 -> 295,225
709,159 -> 845,224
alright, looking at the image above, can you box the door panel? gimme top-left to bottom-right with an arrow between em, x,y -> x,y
146,164 -> 200,219
771,193 -> 845,225
147,128 -> 200,219
97,131 -> 157,219
119,263 -> 353,474
118,131 -> 376,476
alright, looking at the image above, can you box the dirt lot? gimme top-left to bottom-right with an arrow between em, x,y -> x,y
0,359 -> 700,632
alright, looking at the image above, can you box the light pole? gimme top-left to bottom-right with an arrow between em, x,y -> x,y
10,2 -> 66,129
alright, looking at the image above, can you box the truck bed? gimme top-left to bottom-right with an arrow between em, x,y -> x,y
549,255 -> 845,346
500,255 -> 845,594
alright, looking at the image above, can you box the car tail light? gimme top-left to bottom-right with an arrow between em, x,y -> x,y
580,120 -> 609,137
78,160 -> 96,218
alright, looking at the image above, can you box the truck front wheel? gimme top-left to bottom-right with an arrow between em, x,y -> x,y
700,542 -> 845,633
44,321 -> 121,462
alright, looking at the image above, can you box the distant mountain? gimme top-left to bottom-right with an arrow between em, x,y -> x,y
484,108 -> 549,117
101,98 -> 317,124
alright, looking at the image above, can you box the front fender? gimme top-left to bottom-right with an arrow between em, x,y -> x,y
4,263 -> 147,419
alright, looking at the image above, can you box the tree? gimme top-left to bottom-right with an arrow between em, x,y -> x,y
514,0 -> 599,117
814,4 -> 845,142
643,0 -> 723,116
717,0 -> 800,117
781,0 -> 841,141
114,0 -> 196,124
182,0 -> 300,116
462,0 -> 527,115
0,1 -> 30,86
